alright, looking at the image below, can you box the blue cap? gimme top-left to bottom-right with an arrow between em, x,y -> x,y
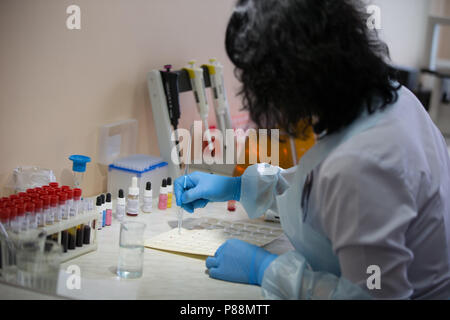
69,155 -> 91,173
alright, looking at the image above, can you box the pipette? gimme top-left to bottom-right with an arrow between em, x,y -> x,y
183,60 -> 214,151
177,124 -> 194,234
202,58 -> 233,135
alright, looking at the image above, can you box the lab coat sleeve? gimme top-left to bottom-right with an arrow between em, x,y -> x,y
261,251 -> 372,299
240,164 -> 297,219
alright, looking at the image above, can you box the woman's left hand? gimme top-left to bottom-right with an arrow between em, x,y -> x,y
206,239 -> 278,286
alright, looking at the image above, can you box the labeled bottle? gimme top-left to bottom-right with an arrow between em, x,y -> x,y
96,196 -> 103,230
116,189 -> 125,221
142,182 -> 152,213
126,177 -> 140,217
166,177 -> 173,208
158,179 -> 168,210
101,194 -> 106,227
105,193 -> 112,226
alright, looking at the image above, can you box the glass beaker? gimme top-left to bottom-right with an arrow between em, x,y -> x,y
15,240 -> 62,294
117,221 -> 146,279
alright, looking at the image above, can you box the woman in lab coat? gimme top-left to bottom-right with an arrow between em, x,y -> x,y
175,0 -> 450,299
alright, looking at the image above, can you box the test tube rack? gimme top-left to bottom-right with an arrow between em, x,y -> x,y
8,210 -> 98,263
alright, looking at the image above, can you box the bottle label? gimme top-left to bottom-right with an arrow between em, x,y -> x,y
60,205 -> 67,219
127,198 -> 139,215
116,204 -> 125,220
98,210 -> 103,229
47,208 -> 54,224
68,200 -> 76,216
142,196 -> 152,213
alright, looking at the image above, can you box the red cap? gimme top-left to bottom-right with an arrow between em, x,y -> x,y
22,196 -> 31,203
4,201 -> 13,208
0,207 -> 8,222
33,199 -> 43,210
13,199 -> 24,206
26,188 -> 35,194
53,187 -> 61,194
16,204 -> 25,216
29,193 -> 40,201
61,186 -> 71,192
40,195 -> 50,208
42,185 -> 51,191
38,189 -> 48,195
65,189 -> 73,200
9,194 -> 19,201
18,192 -> 28,198
50,195 -> 58,207
58,192 -> 67,204
25,202 -> 35,213
1,197 -> 8,202
73,188 -> 82,199
47,188 -> 56,196
9,207 -> 17,220
34,187 -> 42,192
49,182 -> 59,188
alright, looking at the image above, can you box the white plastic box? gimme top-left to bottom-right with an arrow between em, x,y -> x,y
107,154 -> 169,200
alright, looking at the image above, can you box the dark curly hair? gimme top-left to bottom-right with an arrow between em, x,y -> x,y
225,0 -> 400,137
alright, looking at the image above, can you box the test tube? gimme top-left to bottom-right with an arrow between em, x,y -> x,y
73,189 -> 82,215
16,204 -> 26,232
49,195 -> 58,224
41,195 -> 50,226
25,202 -> 37,229
0,207 -> 10,229
33,199 -> 44,228
58,192 -> 68,220
66,189 -> 74,218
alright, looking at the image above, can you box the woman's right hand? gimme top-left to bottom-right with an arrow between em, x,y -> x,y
174,172 -> 241,213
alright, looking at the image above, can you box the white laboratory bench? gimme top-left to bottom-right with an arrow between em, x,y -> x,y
46,200 -> 293,300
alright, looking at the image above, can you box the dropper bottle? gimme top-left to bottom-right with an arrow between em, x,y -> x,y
142,182 -> 152,213
158,179 -> 168,210
126,177 -> 140,217
116,189 -> 125,221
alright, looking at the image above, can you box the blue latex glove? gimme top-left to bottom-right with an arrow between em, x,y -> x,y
174,172 -> 241,213
206,239 -> 278,286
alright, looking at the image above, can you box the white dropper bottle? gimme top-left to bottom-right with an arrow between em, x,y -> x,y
126,177 -> 140,217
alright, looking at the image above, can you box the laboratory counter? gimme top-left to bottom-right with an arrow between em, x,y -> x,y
50,200 -> 293,300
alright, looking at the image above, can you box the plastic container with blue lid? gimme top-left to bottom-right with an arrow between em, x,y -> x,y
107,154 -> 168,200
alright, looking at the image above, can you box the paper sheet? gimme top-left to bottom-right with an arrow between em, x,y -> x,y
145,219 -> 283,256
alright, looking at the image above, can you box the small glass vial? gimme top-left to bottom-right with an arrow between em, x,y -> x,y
116,189 -> 125,221
158,179 -> 168,210
126,177 -> 140,217
142,182 -> 152,213
227,200 -> 237,212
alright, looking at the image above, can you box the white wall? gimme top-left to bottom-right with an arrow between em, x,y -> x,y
367,0 -> 431,68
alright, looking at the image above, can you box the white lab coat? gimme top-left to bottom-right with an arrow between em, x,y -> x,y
240,87 -> 450,299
